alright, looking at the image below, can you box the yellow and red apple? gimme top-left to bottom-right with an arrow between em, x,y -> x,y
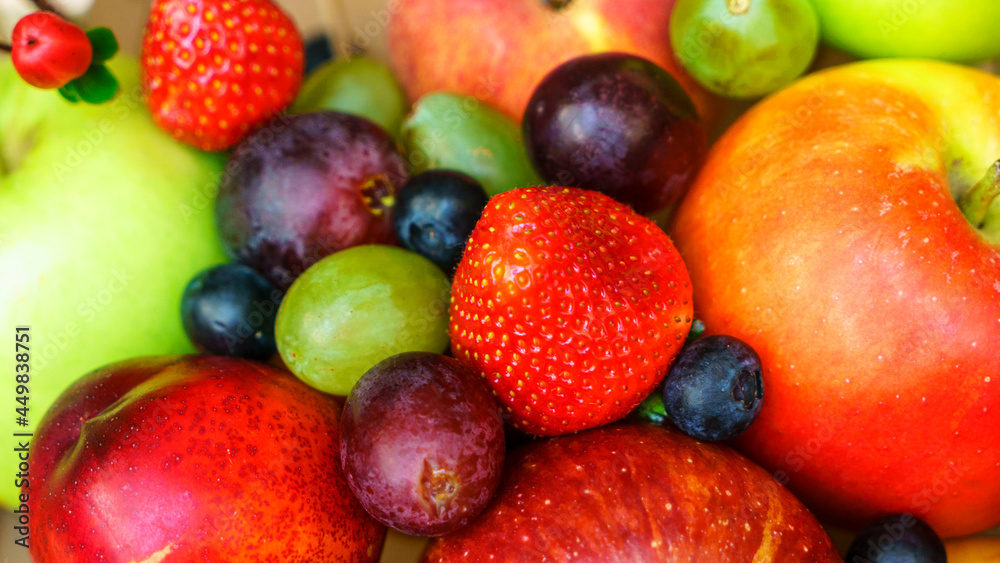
422,424 -> 839,561
387,0 -> 720,127
672,59 -> 1000,537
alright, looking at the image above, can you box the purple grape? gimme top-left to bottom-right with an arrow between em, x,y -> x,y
216,111 -> 408,290
340,352 -> 505,536
523,53 -> 707,214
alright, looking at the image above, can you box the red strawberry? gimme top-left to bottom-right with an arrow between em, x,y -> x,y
140,0 -> 304,151
449,186 -> 693,435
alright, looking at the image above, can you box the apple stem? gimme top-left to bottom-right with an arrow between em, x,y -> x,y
0,42 -> 11,53
959,159 -> 1000,245
727,0 -> 750,15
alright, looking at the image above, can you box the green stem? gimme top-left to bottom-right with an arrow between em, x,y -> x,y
727,0 -> 750,15
959,159 -> 1000,245
544,0 -> 574,10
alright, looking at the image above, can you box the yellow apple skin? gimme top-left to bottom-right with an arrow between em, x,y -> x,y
945,536 -> 1000,562
671,59 -> 1000,538
387,0 -> 720,127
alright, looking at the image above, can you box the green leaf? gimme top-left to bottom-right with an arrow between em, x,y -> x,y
58,83 -> 81,103
68,64 -> 120,104
86,27 -> 119,64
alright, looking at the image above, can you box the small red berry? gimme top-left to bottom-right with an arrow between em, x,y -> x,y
11,11 -> 93,89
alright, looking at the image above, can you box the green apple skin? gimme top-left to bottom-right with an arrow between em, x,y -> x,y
0,57 -> 226,507
810,0 -> 1000,61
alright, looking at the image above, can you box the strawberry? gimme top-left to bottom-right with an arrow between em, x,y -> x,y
449,186 -> 693,435
140,0 -> 304,151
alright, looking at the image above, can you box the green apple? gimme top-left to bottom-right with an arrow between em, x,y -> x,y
810,0 -> 1000,61
0,57 -> 226,507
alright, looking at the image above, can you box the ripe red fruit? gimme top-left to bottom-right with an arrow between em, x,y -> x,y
140,0 -> 304,151
450,187 -> 693,435
11,11 -> 93,89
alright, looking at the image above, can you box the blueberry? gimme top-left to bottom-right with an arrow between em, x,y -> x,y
181,264 -> 282,360
662,334 -> 763,442
844,514 -> 946,563
304,35 -> 333,76
392,170 -> 490,273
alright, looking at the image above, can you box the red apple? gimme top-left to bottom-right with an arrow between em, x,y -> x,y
387,0 -> 720,127
422,424 -> 839,561
671,59 -> 1000,537
28,356 -> 385,562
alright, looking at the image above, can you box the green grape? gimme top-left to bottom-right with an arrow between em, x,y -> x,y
670,0 -> 819,98
402,92 -> 543,197
290,57 -> 408,141
275,245 -> 451,395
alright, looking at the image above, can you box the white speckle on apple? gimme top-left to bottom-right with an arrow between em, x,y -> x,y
744,523 -> 751,531
665,503 -> 673,510
987,377 -> 992,383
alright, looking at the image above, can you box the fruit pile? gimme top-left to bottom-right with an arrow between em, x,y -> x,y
3,0 -> 1000,561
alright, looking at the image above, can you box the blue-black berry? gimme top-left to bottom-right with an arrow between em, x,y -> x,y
392,170 -> 489,273
181,264 -> 282,360
844,514 -> 946,563
662,334 -> 763,442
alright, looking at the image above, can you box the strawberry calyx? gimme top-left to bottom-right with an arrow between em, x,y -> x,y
57,27 -> 120,104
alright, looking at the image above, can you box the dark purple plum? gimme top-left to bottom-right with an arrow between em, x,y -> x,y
216,111 -> 408,290
340,352 -> 505,536
523,53 -> 707,215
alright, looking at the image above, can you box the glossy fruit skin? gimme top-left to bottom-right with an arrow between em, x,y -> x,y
670,60 -> 1000,536
340,352 -> 505,536
0,58 -> 227,508
28,356 -> 385,562
11,11 -> 92,89
393,170 -> 490,273
845,514 -> 946,563
662,334 -> 763,442
387,0 -> 719,128
523,53 -> 706,215
450,187 -> 693,435
670,0 -> 819,98
140,0 -> 304,151
422,424 -> 840,562
403,93 -> 543,197
275,245 -> 452,396
180,264 -> 282,360
216,111 -> 408,290
292,57 -> 408,142
809,0 -> 1000,62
